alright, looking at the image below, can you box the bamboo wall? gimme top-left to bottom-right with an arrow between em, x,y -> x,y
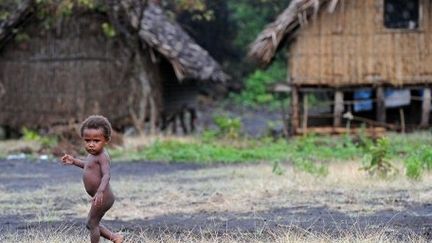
289,0 -> 432,87
0,14 -> 147,129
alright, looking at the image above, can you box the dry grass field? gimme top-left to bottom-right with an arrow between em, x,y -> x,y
1,154 -> 432,242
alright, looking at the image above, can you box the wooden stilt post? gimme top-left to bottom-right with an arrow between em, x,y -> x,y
421,87 -> 431,127
280,97 -> 289,138
150,97 -> 157,135
376,86 -> 386,123
333,90 -> 344,127
399,108 -> 405,133
291,86 -> 300,135
302,93 -> 308,134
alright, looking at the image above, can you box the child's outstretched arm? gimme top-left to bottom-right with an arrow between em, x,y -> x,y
61,154 -> 85,168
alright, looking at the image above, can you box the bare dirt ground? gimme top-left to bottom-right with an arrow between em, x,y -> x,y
1,158 -> 432,242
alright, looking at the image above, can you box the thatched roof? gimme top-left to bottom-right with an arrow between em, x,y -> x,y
0,0 -> 228,83
140,3 -> 229,82
248,0 -> 339,67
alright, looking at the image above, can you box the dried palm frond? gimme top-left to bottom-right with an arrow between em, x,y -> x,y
248,0 -> 339,67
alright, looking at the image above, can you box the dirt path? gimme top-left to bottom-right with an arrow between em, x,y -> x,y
0,159 -> 202,192
1,159 -> 432,240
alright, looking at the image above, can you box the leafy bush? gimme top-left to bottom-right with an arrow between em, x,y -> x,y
22,127 -> 40,141
360,137 -> 399,178
233,60 -> 286,107
22,127 -> 58,149
405,155 -> 422,180
404,145 -> 432,180
356,125 -> 374,151
213,114 -> 242,139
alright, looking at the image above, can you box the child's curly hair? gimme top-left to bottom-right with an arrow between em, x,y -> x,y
80,115 -> 112,141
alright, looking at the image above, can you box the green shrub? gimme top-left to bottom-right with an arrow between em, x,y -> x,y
360,137 -> 398,178
404,145 -> 432,180
418,146 -> 432,170
22,127 -> 58,149
405,155 -> 422,180
22,127 -> 40,141
213,115 -> 242,139
356,125 -> 374,151
233,60 -> 286,108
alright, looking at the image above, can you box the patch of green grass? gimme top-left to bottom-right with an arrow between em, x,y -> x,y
386,132 -> 432,157
111,134 -> 363,176
135,139 -> 290,164
96,132 -> 432,179
290,134 -> 361,161
291,157 -> 328,176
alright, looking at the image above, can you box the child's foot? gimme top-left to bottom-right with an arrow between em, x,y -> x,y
112,233 -> 124,243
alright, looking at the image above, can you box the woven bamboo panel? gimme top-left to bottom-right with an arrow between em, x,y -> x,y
307,20 -> 321,37
317,12 -> 331,35
0,15 -> 136,128
345,0 -> 369,35
417,33 -> 427,75
290,0 -> 432,87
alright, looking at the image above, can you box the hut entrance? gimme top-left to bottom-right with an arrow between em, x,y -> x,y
384,0 -> 419,29
160,58 -> 198,135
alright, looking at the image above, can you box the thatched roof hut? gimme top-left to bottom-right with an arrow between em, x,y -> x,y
249,0 -> 432,134
0,0 -> 228,134
140,3 -> 227,82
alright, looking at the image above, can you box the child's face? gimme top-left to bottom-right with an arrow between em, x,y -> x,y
82,128 -> 107,155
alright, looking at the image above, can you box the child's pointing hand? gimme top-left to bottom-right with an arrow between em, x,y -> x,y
61,154 -> 74,165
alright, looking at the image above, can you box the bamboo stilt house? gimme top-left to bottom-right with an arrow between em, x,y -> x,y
249,0 -> 432,134
0,0 -> 228,135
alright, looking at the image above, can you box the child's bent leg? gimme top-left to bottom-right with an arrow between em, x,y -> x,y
87,191 -> 119,243
87,199 -> 115,243
86,204 -> 106,243
86,209 -> 104,243
99,224 -> 123,242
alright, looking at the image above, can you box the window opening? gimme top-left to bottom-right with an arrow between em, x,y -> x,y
384,0 -> 419,29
